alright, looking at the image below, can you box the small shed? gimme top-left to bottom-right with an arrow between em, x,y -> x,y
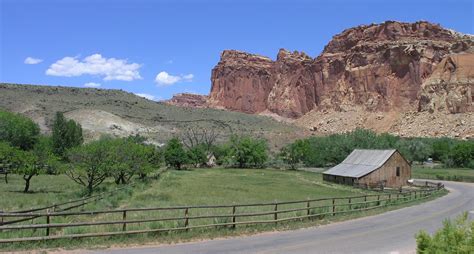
323,149 -> 411,188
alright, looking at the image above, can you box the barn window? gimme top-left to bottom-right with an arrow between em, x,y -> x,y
396,167 -> 400,177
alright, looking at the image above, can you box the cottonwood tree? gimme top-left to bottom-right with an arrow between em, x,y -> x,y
52,112 -> 83,158
66,139 -> 111,195
180,127 -> 219,151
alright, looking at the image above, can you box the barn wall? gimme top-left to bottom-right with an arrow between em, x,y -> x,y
357,152 -> 411,187
323,174 -> 355,185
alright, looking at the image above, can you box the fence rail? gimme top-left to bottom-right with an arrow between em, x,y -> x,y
0,181 -> 444,243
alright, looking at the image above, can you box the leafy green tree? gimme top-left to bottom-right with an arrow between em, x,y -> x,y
12,137 -> 59,192
280,139 -> 310,169
211,143 -> 231,166
416,212 -> 473,254
0,142 -> 18,181
164,138 -> 188,170
450,142 -> 474,168
187,145 -> 208,167
108,138 -> 157,184
228,135 -> 268,168
66,139 -> 112,195
0,110 -> 40,150
432,138 -> 454,162
52,112 -> 83,157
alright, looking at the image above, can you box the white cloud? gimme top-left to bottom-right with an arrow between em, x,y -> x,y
24,57 -> 43,64
135,93 -> 156,101
154,71 -> 194,86
84,82 -> 101,88
46,54 -> 142,81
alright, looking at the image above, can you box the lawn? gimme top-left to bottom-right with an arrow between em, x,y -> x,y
412,167 -> 474,183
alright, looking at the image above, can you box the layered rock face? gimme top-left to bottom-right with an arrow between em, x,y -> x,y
419,53 -> 474,113
164,93 -> 209,108
208,21 -> 473,118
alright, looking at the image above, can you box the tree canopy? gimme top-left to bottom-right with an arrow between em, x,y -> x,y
0,110 -> 40,150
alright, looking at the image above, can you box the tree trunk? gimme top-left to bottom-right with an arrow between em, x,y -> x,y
23,174 -> 33,193
87,180 -> 94,196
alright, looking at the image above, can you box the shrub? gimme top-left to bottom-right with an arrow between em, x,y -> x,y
416,212 -> 473,254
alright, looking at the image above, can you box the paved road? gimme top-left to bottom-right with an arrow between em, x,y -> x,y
89,181 -> 474,254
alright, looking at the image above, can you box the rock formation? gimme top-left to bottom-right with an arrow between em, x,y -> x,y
419,53 -> 474,113
164,93 -> 208,108
208,21 -> 474,118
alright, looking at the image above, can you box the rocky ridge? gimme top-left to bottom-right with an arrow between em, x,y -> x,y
164,93 -> 209,108
208,21 -> 473,119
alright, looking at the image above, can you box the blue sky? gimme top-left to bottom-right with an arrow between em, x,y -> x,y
1,0 -> 472,101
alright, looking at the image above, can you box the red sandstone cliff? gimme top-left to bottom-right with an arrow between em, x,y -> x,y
164,93 -> 208,108
208,21 -> 473,118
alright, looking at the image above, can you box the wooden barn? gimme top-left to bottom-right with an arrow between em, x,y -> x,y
323,149 -> 411,188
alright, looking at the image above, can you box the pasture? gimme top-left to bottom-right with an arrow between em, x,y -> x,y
411,167 -> 474,183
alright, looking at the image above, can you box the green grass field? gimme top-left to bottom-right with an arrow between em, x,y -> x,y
0,168 -> 446,251
0,169 -> 361,211
412,167 -> 474,183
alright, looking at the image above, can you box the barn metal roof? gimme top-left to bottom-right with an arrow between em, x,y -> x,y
323,149 -> 397,178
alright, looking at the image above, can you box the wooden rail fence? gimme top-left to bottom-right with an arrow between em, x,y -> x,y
0,181 -> 444,243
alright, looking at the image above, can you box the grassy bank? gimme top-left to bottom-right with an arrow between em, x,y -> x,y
412,167 -> 474,183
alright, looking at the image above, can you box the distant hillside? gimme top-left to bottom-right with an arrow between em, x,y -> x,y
0,83 -> 305,149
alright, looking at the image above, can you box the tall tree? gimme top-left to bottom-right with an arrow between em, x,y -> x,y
52,112 -> 83,157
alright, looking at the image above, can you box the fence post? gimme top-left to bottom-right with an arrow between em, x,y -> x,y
377,195 -> 380,206
274,203 -> 278,224
364,196 -> 367,209
0,210 -> 3,226
415,191 -> 417,199
122,210 -> 127,231
306,200 -> 310,217
184,208 -> 189,230
232,205 -> 236,229
46,209 -> 50,236
332,198 -> 335,216
348,198 -> 352,210
388,194 -> 391,204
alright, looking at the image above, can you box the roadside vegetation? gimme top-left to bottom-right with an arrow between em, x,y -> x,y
416,212 -> 473,254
